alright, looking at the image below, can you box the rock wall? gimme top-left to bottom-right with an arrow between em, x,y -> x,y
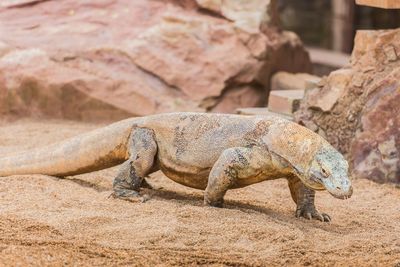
295,29 -> 400,184
0,0 -> 310,121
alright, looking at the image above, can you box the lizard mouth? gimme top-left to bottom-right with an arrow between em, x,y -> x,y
324,181 -> 353,200
329,187 -> 353,199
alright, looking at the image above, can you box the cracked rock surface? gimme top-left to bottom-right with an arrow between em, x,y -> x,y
0,0 -> 310,121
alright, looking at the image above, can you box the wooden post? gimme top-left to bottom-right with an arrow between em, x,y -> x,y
332,0 -> 355,53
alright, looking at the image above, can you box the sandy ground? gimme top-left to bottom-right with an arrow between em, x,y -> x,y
0,119 -> 399,266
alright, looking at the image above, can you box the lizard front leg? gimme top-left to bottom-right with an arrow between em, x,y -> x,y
288,177 -> 331,222
204,147 -> 268,207
111,127 -> 157,202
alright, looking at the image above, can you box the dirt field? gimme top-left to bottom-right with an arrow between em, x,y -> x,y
0,119 -> 399,266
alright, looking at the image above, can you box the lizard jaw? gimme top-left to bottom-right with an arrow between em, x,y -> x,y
328,186 -> 353,199
323,179 -> 353,199
301,173 -> 353,199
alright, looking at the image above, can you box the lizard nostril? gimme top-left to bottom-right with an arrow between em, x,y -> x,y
336,186 -> 341,190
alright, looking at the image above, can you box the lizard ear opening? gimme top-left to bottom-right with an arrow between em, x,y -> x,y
294,164 -> 325,191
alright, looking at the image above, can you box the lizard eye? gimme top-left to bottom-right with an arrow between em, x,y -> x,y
321,167 -> 329,178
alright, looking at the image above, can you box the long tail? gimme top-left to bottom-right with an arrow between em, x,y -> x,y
0,118 -> 139,177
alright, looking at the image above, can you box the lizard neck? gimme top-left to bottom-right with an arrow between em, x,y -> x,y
270,151 -> 304,179
269,150 -> 323,191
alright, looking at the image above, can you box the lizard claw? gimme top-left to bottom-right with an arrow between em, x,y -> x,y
204,197 -> 224,208
295,206 -> 331,222
109,189 -> 150,203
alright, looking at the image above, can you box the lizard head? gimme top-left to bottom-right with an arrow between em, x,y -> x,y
305,145 -> 353,199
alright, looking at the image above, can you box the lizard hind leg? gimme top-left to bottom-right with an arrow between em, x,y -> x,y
111,127 -> 158,203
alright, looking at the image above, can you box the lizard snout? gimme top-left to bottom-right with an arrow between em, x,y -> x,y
325,179 -> 353,199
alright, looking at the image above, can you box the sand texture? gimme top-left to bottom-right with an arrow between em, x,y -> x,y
0,119 -> 399,266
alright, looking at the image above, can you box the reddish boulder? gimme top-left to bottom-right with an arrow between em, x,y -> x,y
211,85 -> 265,113
296,29 -> 400,184
0,0 -> 310,121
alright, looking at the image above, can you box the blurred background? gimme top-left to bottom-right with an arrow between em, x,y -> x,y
280,0 -> 400,53
280,0 -> 400,76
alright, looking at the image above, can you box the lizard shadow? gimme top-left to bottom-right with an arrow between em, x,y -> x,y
61,177 -> 110,192
149,187 -> 204,206
149,187 -> 281,218
63,177 -> 349,234
149,188 -> 348,233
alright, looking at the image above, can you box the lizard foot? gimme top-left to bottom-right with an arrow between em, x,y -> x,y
204,198 -> 224,208
109,189 -> 150,203
295,205 -> 331,222
140,178 -> 154,189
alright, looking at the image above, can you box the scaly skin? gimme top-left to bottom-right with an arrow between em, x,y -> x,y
0,113 -> 353,221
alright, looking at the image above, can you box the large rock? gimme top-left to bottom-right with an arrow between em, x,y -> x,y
295,29 -> 400,184
0,0 -> 310,121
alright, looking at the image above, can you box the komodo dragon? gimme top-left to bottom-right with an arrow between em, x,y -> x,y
0,112 -> 353,222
